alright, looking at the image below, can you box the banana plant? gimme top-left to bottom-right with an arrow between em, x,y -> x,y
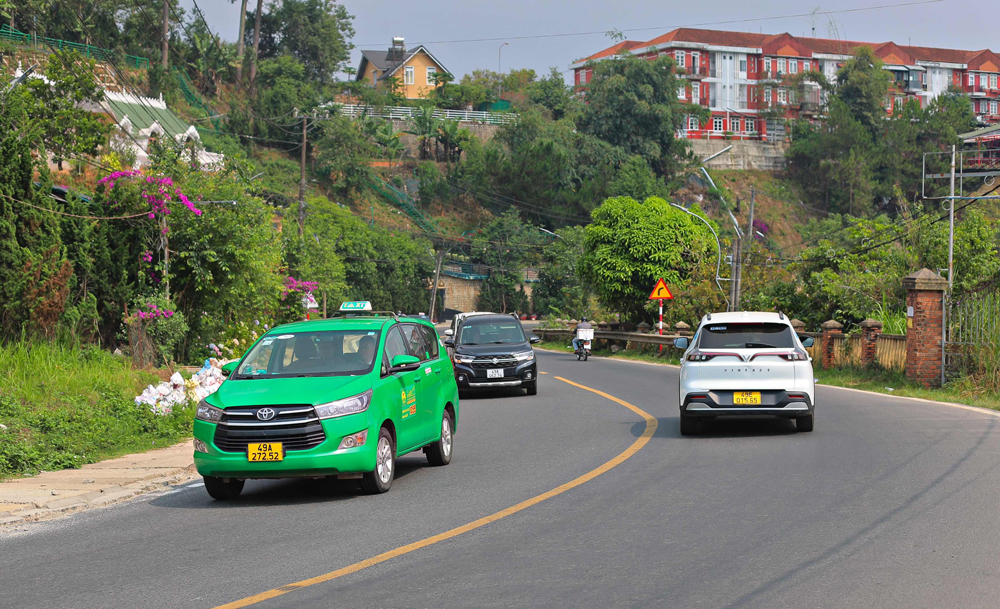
404,107 -> 442,160
436,119 -> 461,167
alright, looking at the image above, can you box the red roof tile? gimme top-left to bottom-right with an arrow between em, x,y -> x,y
577,40 -> 643,63
643,28 -> 767,50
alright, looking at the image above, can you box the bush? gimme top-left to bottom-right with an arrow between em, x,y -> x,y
124,295 -> 189,367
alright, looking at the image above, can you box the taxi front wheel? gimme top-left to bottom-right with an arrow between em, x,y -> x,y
204,476 -> 244,500
425,410 -> 454,466
361,427 -> 395,494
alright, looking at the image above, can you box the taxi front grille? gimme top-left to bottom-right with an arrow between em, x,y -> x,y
213,404 -> 326,453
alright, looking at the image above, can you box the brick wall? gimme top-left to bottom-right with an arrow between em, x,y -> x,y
903,269 -> 948,387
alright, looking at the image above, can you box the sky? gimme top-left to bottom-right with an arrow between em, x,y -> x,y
180,0 -> 999,83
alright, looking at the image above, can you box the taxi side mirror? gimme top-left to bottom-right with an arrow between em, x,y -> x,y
673,337 -> 689,350
221,361 -> 238,376
389,354 -> 420,373
800,336 -> 815,348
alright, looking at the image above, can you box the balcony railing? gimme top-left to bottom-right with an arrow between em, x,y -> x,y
681,65 -> 705,77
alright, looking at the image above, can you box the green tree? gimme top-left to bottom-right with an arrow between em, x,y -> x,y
20,50 -> 111,171
577,54 -> 698,179
531,225 -> 589,317
250,0 -> 355,83
835,46 -> 891,138
580,196 -> 716,323
470,210 -> 543,313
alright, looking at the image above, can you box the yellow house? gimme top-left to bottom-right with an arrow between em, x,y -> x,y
356,37 -> 450,100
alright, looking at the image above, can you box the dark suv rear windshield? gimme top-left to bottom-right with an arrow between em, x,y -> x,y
699,323 -> 796,349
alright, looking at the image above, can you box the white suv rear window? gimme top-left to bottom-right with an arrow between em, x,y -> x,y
700,323 -> 795,349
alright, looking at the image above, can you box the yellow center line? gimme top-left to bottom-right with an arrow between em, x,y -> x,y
211,376 -> 657,609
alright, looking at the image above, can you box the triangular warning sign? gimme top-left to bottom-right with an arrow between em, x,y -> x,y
648,278 -> 674,300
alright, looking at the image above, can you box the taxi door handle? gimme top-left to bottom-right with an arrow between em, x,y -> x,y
413,377 -> 422,383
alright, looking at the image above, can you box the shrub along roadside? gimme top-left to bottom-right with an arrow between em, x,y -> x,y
0,341 -> 194,479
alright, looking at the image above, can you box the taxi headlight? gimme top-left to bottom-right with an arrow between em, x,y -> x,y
195,400 -> 224,423
513,350 -> 535,362
315,390 -> 372,420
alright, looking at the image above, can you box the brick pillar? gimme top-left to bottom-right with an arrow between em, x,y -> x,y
790,319 -> 805,335
820,320 -> 843,369
674,321 -> 691,337
859,318 -> 883,368
903,268 -> 948,387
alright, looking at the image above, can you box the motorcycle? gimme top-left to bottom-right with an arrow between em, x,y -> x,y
574,328 -> 594,361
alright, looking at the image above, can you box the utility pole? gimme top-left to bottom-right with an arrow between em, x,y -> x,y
160,215 -> 170,299
296,108 -> 308,236
249,0 -> 263,94
498,42 -> 509,100
161,0 -> 170,70
735,185 -> 756,311
235,0 -> 248,81
728,239 -> 739,311
948,145 -> 956,291
428,247 -> 448,322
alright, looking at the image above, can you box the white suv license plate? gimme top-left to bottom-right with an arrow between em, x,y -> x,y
487,368 -> 504,379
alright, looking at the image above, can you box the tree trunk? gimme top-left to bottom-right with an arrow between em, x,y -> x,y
235,0 -> 248,81
161,0 -> 169,70
249,0 -> 263,94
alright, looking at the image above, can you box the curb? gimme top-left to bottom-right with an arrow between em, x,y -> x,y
0,465 -> 199,528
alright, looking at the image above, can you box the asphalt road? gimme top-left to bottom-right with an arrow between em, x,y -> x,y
3,351 -> 1000,609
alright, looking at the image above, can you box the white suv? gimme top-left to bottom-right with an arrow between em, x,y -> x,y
673,311 -> 816,435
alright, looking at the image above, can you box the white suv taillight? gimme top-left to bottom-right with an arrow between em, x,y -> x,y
781,351 -> 809,361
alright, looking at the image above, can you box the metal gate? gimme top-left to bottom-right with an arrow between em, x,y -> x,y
945,287 -> 1000,378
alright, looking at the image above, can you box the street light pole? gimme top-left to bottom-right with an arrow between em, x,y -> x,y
498,42 -> 509,100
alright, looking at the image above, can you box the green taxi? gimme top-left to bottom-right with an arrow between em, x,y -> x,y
193,302 -> 459,499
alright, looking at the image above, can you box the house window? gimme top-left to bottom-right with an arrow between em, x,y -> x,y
688,116 -> 699,130
992,101 -> 999,115
969,73 -> 975,86
789,59 -> 798,74
659,51 -> 668,58
675,50 -> 686,67
764,88 -> 772,103
372,70 -> 378,85
991,74 -> 998,89
692,52 -> 700,72
713,116 -> 724,132
746,118 -> 757,133
730,117 -> 740,132
777,58 -> 786,74
404,66 -> 415,85
426,66 -> 436,85
678,85 -> 686,100
778,88 -> 787,104
764,57 -> 772,74
739,58 -> 747,73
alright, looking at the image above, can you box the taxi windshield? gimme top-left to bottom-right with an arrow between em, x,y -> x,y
234,330 -> 381,378
458,319 -> 526,345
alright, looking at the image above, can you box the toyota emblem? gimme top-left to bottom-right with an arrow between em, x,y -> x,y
492,357 -> 499,365
256,408 -> 276,421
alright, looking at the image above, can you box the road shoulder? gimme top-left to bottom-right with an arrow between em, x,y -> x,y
0,440 -> 197,528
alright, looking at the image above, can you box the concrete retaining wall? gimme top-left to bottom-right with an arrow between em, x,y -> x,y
689,139 -> 789,171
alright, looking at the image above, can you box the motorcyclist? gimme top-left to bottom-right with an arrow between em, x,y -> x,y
572,317 -> 593,353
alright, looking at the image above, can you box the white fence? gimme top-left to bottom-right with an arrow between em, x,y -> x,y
330,104 -> 517,125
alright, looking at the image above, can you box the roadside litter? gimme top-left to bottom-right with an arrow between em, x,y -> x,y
134,358 -> 233,415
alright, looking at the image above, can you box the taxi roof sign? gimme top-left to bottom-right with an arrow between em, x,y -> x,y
339,301 -> 373,311
648,278 -> 674,300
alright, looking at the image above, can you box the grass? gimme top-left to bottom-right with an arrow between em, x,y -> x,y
0,340 -> 195,480
816,366 -> 1000,411
535,340 -> 682,366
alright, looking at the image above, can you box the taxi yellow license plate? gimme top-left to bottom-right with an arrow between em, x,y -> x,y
733,391 -> 762,405
247,442 -> 283,462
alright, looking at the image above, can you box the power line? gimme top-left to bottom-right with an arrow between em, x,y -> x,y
353,1 -> 945,47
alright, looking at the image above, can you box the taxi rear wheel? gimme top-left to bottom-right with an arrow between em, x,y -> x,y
204,476 -> 244,500
361,427 -> 395,494
425,410 -> 454,466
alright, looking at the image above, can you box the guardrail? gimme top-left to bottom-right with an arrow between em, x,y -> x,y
330,103 -> 517,125
0,25 -> 149,69
535,328 -> 684,346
